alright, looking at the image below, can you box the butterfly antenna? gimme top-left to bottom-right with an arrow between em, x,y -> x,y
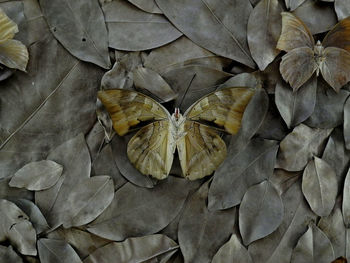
178,73 -> 196,109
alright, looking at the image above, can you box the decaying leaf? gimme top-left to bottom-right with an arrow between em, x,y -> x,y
291,222 -> 335,263
84,234 -> 178,263
247,0 -> 282,70
285,0 -> 307,11
335,0 -> 350,20
239,180 -> 284,245
276,124 -> 333,171
344,97 -> 350,150
0,245 -> 23,263
0,199 -> 36,256
127,0 -> 162,14
9,160 -> 63,191
343,169 -> 350,227
302,157 -> 338,217
38,238 -> 82,263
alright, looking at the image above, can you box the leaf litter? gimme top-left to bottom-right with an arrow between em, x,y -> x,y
0,0 -> 349,262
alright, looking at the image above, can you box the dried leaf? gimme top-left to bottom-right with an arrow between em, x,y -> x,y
38,238 -> 82,263
276,124 -> 333,171
0,199 -> 36,256
133,66 -> 177,103
0,245 -> 23,263
247,0 -> 282,70
212,234 -> 253,263
178,181 -> 236,263
248,181 -> 317,263
156,0 -> 255,68
302,157 -> 338,217
293,0 -> 337,34
275,77 -> 317,128
88,177 -> 191,241
103,0 -> 182,51
345,97 -> 350,150
0,178 -> 32,200
239,180 -> 283,245
144,36 -> 231,74
343,169 -> 350,227
291,222 -> 335,263
335,0 -> 350,20
0,36 -> 103,179
84,235 -> 178,263
270,169 -> 301,196
127,0 -> 162,14
39,0 -> 111,68
208,138 -> 278,210
9,160 -> 63,191
286,0 -> 307,10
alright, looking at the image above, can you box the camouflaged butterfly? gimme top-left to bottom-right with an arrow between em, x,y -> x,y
98,87 -> 255,180
277,12 -> 350,92
0,8 -> 28,71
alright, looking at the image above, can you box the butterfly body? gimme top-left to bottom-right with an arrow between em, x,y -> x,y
98,87 -> 254,180
277,12 -> 350,92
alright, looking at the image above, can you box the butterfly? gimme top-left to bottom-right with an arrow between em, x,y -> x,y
98,87 -> 255,180
0,8 -> 28,71
277,12 -> 350,92
331,257 -> 347,263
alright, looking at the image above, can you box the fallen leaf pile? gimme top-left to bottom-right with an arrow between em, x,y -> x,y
0,0 -> 350,262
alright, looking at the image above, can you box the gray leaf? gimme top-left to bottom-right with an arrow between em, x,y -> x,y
335,0 -> 350,20
293,0 -> 337,34
0,178 -> 33,201
11,199 -> 49,235
86,122 -> 108,161
208,138 -> 278,210
88,177 -> 190,241
103,0 -> 182,51
305,80 -> 350,129
248,180 -> 317,263
212,234 -> 253,263
343,169 -> 350,227
276,124 -> 333,171
239,180 -> 283,245
285,0 -> 307,10
156,0 -> 255,68
0,36 -> 103,179
302,157 -> 338,217
270,169 -> 301,196
0,199 -> 36,256
0,245 -> 23,263
319,201 -> 349,259
219,73 -> 259,90
275,77 -> 317,128
178,181 -> 236,263
144,36 -> 231,74
9,160 -> 63,191
344,97 -> 350,150
39,0 -> 111,69
127,0 -> 162,14
38,238 -> 82,263
35,134 -> 91,228
247,0 -> 282,70
291,222 -> 334,263
84,234 -> 178,263
133,66 -> 177,103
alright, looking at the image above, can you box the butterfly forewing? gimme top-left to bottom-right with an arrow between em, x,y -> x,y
177,121 -> 227,180
0,9 -> 18,41
185,87 -> 255,134
322,17 -> 350,52
280,47 -> 317,91
98,89 -> 169,136
276,12 -> 314,52
127,120 -> 176,180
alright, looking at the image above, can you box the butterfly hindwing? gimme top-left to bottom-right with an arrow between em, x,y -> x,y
276,12 -> 314,52
127,120 -> 176,180
98,89 -> 169,136
280,46 -> 317,91
185,87 -> 255,134
0,9 -> 18,41
177,121 -> 227,180
0,39 -> 29,71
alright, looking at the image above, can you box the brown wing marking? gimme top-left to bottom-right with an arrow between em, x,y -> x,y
322,16 -> 350,52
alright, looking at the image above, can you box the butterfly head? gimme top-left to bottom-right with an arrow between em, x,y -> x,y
171,108 -> 185,127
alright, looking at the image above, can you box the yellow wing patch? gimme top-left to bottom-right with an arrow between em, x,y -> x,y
127,120 -> 175,180
177,121 -> 227,180
98,89 -> 168,136
185,87 -> 255,134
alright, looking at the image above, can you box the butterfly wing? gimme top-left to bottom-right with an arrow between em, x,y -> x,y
322,17 -> 350,52
280,47 -> 317,91
98,89 -> 169,136
276,12 -> 315,52
184,87 -> 255,135
320,47 -> 350,92
0,9 -> 18,41
177,121 -> 227,180
0,39 -> 28,71
127,120 -> 176,180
